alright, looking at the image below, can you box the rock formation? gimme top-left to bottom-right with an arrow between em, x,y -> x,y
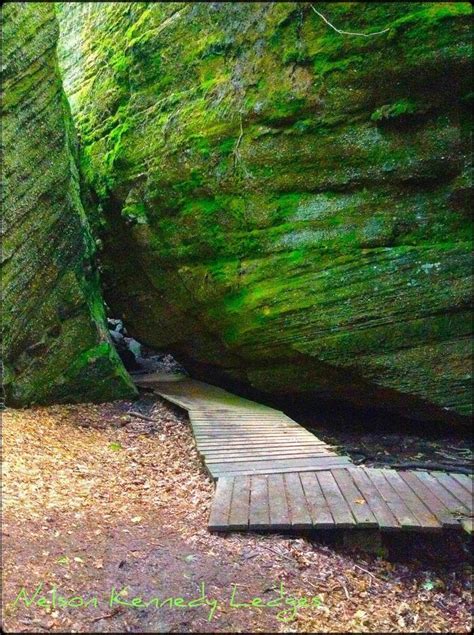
5,3 -> 472,421
1,3 -> 137,405
55,2 -> 473,422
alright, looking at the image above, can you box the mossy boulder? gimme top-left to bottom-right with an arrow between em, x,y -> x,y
1,3 -> 137,405
56,2 -> 472,422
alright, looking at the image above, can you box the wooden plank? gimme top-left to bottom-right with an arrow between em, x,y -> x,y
228,475 -> 251,530
231,459 -> 350,470
202,444 -> 331,453
331,469 -> 378,527
202,451 -> 337,463
381,470 -> 441,531
199,439 -> 327,450
200,437 -> 327,444
189,408 -> 278,421
194,430 -> 313,438
284,473 -> 312,528
191,415 -> 295,420
190,414 -> 292,419
190,406 -> 284,410
207,456 -> 352,474
192,418 -> 294,423
399,471 -> 461,529
194,432 -> 323,440
348,468 -> 399,531
195,419 -> 291,423
249,476 -> 270,529
194,422 -> 296,426
364,469 -> 420,530
195,435 -> 315,442
267,474 -> 291,529
191,421 -> 299,426
196,434 -> 316,439
199,448 -> 330,458
197,444 -> 329,457
197,437 -> 316,444
198,437 -> 318,445
209,464 -> 352,478
193,424 -> 311,431
299,472 -> 334,528
192,426 -> 301,433
200,443 -> 317,450
194,430 -> 303,436
432,472 -> 472,510
414,471 -> 469,514
198,439 -> 316,445
193,405 -> 277,408
194,430 -> 304,436
190,417 -> 307,424
208,477 -> 233,531
449,473 -> 473,495
192,411 -> 286,417
202,448 -> 333,458
315,471 -> 355,527
201,441 -> 329,449
197,412 -> 277,416
197,439 -> 327,448
192,421 -> 306,427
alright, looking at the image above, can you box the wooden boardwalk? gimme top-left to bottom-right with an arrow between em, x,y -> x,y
135,374 -> 472,534
135,373 -> 351,479
208,468 -> 473,533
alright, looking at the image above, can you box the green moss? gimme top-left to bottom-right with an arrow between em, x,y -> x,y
218,137 -> 237,155
2,3 -> 136,406
371,98 -> 420,122
122,202 -> 148,224
54,2 -> 473,420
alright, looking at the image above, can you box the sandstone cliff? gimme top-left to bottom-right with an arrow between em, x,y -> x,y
2,3 -> 137,405
51,2 -> 472,422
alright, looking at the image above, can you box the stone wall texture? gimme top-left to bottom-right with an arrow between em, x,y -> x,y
2,3 -> 137,405
15,2 -> 473,421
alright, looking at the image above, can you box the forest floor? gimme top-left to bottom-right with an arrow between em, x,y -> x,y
2,395 -> 472,633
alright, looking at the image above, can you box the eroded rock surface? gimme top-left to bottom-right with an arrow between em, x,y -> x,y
55,2 -> 473,421
1,3 -> 137,405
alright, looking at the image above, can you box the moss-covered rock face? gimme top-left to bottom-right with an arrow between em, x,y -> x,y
1,3 -> 137,406
57,2 -> 472,423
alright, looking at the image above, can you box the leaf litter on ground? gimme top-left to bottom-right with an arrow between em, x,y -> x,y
1,395 -> 472,633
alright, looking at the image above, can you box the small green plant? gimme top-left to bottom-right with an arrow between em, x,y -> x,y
56,556 -> 70,566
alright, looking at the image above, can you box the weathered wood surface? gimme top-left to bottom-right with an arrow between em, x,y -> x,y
209,468 -> 473,533
135,374 -> 350,479
134,375 -> 472,535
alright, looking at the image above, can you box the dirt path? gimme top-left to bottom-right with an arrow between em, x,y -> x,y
2,396 -> 471,633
